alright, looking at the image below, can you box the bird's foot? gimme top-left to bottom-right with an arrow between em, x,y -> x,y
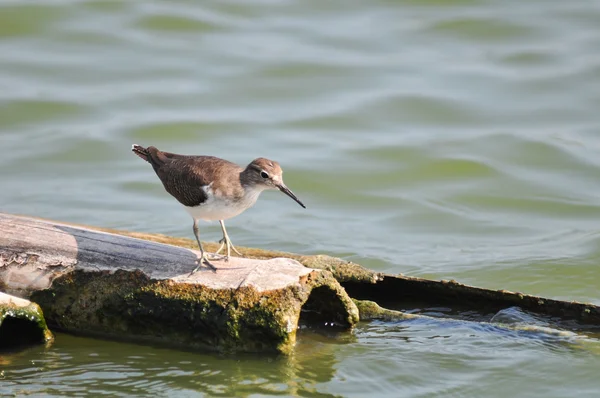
207,252 -> 227,260
190,254 -> 218,274
215,237 -> 243,261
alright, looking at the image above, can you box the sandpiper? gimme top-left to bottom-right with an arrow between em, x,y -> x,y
131,144 -> 306,272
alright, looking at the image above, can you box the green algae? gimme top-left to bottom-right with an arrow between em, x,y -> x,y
353,299 -> 417,322
0,299 -> 53,348
31,268 -> 358,355
91,227 -> 600,327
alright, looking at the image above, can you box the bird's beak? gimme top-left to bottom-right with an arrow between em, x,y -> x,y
277,183 -> 306,208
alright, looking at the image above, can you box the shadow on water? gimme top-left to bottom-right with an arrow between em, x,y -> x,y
0,317 -> 47,351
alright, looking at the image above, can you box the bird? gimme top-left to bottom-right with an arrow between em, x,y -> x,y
131,144 -> 306,272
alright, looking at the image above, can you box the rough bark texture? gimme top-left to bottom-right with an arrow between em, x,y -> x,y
0,213 -> 358,354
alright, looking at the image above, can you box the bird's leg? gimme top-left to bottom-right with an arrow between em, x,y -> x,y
214,220 -> 242,260
190,219 -> 217,273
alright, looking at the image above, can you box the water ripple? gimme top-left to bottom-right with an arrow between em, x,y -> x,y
2,0 -> 600,396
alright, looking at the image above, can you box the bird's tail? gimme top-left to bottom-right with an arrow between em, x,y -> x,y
131,144 -> 169,168
131,144 -> 151,162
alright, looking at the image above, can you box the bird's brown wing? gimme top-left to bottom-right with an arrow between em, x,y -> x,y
134,145 -> 243,207
155,155 -> 241,207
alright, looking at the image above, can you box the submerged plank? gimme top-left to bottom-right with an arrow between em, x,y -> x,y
342,274 -> 600,331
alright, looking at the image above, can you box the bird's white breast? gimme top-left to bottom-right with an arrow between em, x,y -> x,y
184,183 -> 266,221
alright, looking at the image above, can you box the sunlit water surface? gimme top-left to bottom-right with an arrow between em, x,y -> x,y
2,0 -> 600,396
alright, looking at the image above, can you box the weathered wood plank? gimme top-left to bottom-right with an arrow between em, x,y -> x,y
2,211 -> 598,349
0,213 -> 359,354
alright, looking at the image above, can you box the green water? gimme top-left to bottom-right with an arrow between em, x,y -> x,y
2,0 -> 600,396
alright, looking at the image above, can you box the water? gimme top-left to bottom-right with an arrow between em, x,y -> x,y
2,0 -> 600,396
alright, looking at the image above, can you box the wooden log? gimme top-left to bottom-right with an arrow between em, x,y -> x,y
0,213 -> 359,354
2,212 -> 598,345
108,229 -> 600,332
0,292 -> 53,349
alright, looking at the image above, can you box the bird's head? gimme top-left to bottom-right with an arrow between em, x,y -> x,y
244,158 -> 306,208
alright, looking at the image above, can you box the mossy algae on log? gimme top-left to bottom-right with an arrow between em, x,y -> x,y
0,292 -> 53,349
0,213 -> 358,354
103,222 -> 600,331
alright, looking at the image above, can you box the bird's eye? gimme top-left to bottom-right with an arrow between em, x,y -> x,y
260,171 -> 269,179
